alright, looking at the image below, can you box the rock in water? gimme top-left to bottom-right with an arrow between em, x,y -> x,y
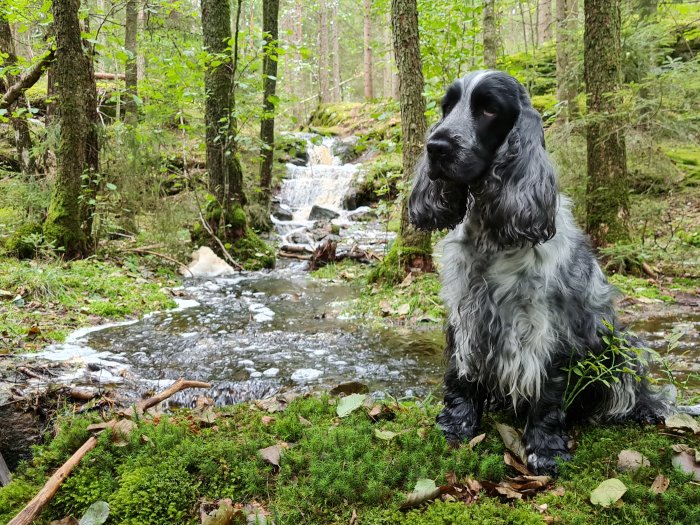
182,246 -> 236,277
271,202 -> 294,221
308,205 -> 340,221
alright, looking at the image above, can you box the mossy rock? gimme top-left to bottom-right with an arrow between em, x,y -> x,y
664,146 -> 700,186
499,42 -> 557,96
228,228 -> 275,271
531,94 -> 557,120
5,222 -> 43,259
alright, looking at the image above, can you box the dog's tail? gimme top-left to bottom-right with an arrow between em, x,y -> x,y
676,404 -> 700,417
660,384 -> 700,418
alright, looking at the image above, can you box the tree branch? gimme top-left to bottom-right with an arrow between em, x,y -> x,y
0,50 -> 55,110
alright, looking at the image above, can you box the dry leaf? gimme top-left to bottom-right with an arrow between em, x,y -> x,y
617,449 -> 650,472
650,474 -> 670,494
298,415 -> 312,427
665,413 -> 700,434
481,480 -> 523,500
261,416 -> 275,425
495,423 -> 527,464
258,444 -> 288,468
504,451 -> 533,476
468,433 -> 486,449
672,451 -> 700,481
550,486 -> 566,497
329,381 -> 369,396
50,518 -> 79,525
401,479 -> 442,509
396,303 -> 410,316
111,419 -> 136,446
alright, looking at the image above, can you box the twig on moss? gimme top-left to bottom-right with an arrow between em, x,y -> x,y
122,247 -> 194,277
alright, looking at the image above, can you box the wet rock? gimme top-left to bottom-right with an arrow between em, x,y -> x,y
308,205 -> 339,221
288,230 -> 314,245
347,206 -> 377,221
183,246 -> 236,278
332,135 -> 360,164
271,202 -> 293,221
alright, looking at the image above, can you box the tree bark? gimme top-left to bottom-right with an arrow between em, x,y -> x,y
390,0 -> 432,273
124,0 -> 138,123
483,0 -> 498,69
363,0 -> 374,99
0,16 -> 34,173
538,0 -> 553,42
584,0 -> 629,247
43,0 -> 89,257
201,0 -> 246,241
259,0 -> 279,208
0,50 -> 54,111
383,10 -> 393,99
556,0 -> 578,123
330,0 -> 342,102
318,2 -> 331,104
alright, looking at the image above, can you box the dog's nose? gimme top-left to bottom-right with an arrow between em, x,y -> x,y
426,138 -> 452,160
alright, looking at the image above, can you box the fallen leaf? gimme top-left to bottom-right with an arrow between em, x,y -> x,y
298,415 -> 312,427
201,500 -> 243,525
255,396 -> 287,413
193,407 -> 218,426
329,381 -> 369,396
367,404 -> 396,422
78,501 -> 110,525
396,303 -> 410,316
465,478 -> 483,492
504,452 -> 533,476
672,451 -> 700,481
374,429 -> 398,441
87,420 -> 116,432
550,486 -> 566,497
590,478 -> 627,507
111,419 -> 136,446
401,478 -> 442,509
650,474 -> 670,494
399,272 -> 414,287
50,518 -> 79,525
672,444 -> 693,453
468,433 -> 486,449
617,449 -> 650,472
496,423 -> 527,464
258,444 -> 287,468
242,502 -> 270,525
261,416 -> 275,425
665,413 -> 700,434
535,503 -> 548,513
481,480 -> 523,500
336,393 -> 367,418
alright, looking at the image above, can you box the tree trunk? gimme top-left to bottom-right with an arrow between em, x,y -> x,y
539,0 -> 553,42
137,2 -> 146,83
363,0 -> 374,99
584,0 -> 629,247
259,0 -> 279,208
330,0 -> 342,102
201,0 -> 246,241
0,16 -> 34,173
390,0 -> 432,274
318,2 -> 331,104
124,0 -> 138,123
383,10 -> 393,99
44,0 -> 89,257
483,0 -> 498,68
556,0 -> 579,123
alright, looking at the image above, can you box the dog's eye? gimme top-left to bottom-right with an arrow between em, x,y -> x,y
483,108 -> 497,118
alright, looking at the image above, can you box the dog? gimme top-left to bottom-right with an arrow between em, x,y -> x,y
408,70 -> 683,475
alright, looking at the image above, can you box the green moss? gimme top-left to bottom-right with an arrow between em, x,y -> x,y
531,94 -> 558,118
609,274 -> 674,302
664,146 -> 700,186
368,239 -> 432,285
228,227 -> 275,271
4,222 -> 43,258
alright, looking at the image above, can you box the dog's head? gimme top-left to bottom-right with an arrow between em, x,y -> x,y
409,71 -> 558,246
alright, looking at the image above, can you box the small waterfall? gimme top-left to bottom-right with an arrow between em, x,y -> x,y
277,135 -> 357,221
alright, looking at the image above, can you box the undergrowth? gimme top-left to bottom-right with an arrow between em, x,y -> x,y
1,396 -> 699,524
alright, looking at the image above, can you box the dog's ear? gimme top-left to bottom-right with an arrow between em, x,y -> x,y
409,155 -> 469,231
486,104 -> 558,246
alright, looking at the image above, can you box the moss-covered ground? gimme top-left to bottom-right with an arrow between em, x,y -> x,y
0,257 -> 177,352
1,395 -> 699,524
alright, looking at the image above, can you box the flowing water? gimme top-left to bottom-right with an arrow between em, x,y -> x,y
18,135 -> 700,406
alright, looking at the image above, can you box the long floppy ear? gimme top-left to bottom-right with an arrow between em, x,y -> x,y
409,155 -> 470,231
482,104 -> 558,246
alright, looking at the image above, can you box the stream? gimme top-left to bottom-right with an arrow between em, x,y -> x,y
12,136 -> 700,407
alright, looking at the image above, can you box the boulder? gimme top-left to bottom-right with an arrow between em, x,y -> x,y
271,202 -> 294,221
347,206 -> 377,221
332,135 -> 361,164
308,205 -> 339,221
182,246 -> 236,277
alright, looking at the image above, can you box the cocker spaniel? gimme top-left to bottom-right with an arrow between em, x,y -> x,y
409,70 -> 691,475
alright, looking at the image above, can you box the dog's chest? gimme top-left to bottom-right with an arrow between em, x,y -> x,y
440,230 -> 556,404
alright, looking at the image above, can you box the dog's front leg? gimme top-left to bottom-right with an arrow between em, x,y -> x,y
436,357 -> 485,447
523,378 -> 572,476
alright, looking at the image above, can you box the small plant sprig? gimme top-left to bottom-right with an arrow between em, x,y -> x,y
563,320 -> 646,411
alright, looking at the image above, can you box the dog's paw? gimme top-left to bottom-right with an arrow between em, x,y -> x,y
527,450 -> 572,476
436,405 -> 478,447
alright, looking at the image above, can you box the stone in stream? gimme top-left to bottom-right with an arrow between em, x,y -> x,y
271,202 -> 293,221
182,246 -> 236,277
308,205 -> 340,221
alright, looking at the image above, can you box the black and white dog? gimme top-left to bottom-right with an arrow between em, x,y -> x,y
409,70 -> 681,475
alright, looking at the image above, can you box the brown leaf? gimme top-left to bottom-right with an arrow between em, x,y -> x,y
26,326 -> 41,340
665,413 -> 700,434
481,480 -> 523,500
465,478 -> 483,492
617,449 -> 650,472
111,419 -> 136,446
329,381 -> 369,396
49,518 -> 79,525
400,479 -> 442,509
468,433 -> 486,449
446,471 -> 458,486
550,486 -> 566,497
504,451 -> 533,476
87,420 -> 116,432
193,407 -> 218,426
672,444 -> 693,454
650,474 -> 670,494
298,415 -> 312,427
495,423 -> 527,464
258,443 -> 288,468
261,416 -> 275,425
672,451 -> 700,481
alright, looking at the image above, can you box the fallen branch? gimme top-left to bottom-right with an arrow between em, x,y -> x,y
7,436 -> 98,525
278,251 -> 311,261
137,378 -> 211,412
0,451 -> 11,486
8,379 -> 212,524
94,72 -> 125,80
196,208 -> 245,271
0,50 -> 54,110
